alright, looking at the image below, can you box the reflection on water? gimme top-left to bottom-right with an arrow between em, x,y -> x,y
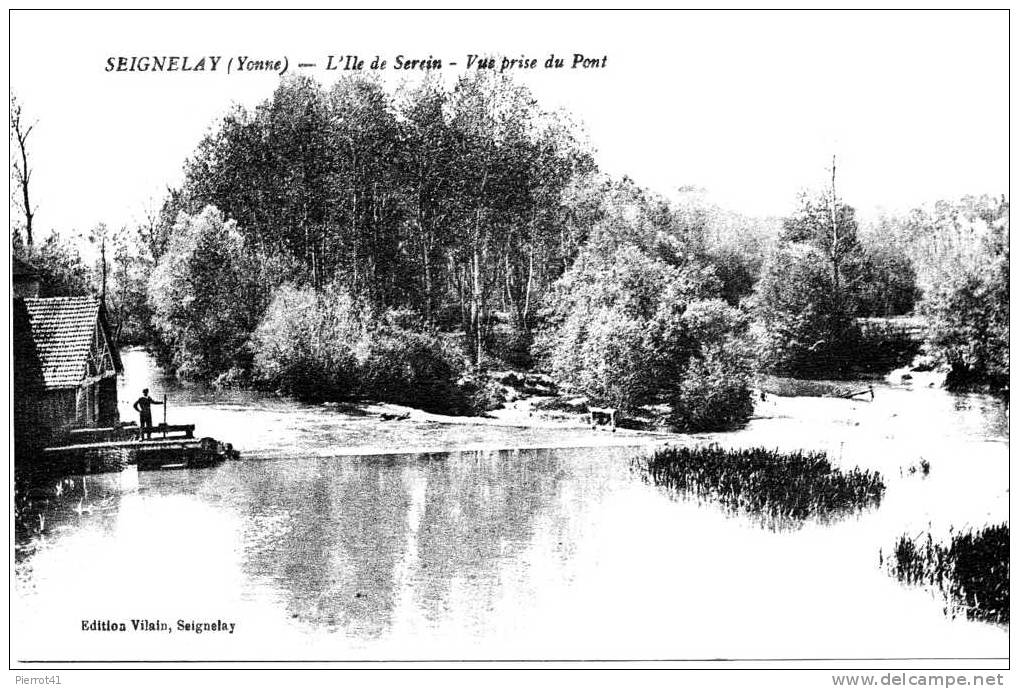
12,349 -> 1009,661
232,450 -> 570,639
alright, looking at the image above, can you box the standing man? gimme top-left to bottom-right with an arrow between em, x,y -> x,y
133,388 -> 164,440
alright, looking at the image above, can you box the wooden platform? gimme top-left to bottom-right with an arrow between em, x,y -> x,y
43,438 -> 201,454
63,423 -> 195,445
43,435 -> 239,472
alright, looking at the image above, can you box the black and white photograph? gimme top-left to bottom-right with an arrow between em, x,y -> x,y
7,7 -> 1011,681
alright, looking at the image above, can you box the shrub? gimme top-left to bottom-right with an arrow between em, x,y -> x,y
568,307 -> 653,409
536,246 -> 680,409
357,327 -> 469,414
252,284 -> 473,413
251,283 -> 364,401
668,349 -> 754,432
852,247 -> 919,317
486,323 -> 534,369
752,243 -> 860,378
458,373 -> 507,413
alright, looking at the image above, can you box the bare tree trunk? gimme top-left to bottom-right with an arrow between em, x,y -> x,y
560,225 -> 568,274
472,218 -> 483,368
11,98 -> 36,248
470,166 -> 490,368
421,227 -> 432,324
504,250 -> 515,320
523,241 -> 535,326
829,153 -> 840,291
452,256 -> 470,340
350,185 -> 358,292
416,181 -> 435,328
100,236 -> 108,302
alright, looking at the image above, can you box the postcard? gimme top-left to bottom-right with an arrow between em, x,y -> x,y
8,8 -> 1010,679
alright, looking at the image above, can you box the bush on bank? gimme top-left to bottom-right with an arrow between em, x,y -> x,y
668,348 -> 754,432
252,283 -> 473,414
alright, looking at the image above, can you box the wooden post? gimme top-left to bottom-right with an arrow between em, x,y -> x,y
163,396 -> 168,438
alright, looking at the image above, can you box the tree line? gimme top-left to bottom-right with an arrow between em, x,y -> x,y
155,74 -> 598,367
10,77 -> 1010,431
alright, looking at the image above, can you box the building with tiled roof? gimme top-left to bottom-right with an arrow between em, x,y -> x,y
13,293 -> 123,451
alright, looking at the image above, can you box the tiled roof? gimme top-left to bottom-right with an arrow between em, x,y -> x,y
20,297 -> 108,389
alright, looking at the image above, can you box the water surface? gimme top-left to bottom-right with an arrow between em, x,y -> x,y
13,350 -> 1009,661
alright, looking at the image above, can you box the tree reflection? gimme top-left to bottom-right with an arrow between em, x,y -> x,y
233,449 -> 568,639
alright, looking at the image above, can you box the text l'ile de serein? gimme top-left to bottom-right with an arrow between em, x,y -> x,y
104,53 -> 608,75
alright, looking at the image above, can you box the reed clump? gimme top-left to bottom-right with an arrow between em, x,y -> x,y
887,524 -> 1009,625
637,445 -> 885,528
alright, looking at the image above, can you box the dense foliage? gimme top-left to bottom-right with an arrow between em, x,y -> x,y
250,283 -> 367,400
251,282 -> 472,413
668,347 -> 754,432
751,189 -> 867,378
852,244 -> 919,318
861,195 -> 1009,389
751,185 -> 932,379
919,198 -> 1009,389
148,207 -> 265,380
752,242 -> 860,378
537,237 -> 754,430
134,74 -> 770,425
12,231 -> 91,297
171,74 -> 594,367
11,76 -> 1007,418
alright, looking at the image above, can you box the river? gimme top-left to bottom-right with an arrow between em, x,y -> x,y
12,348 -> 1009,662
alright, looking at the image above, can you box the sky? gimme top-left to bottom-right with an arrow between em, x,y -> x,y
8,10 -> 1010,247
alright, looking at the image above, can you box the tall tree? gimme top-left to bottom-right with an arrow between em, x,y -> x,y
755,162 -> 865,378
327,76 -> 406,302
919,196 -> 1009,389
781,158 -> 860,293
397,79 -> 454,328
148,207 -> 263,379
10,94 -> 37,248
88,222 -> 110,302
